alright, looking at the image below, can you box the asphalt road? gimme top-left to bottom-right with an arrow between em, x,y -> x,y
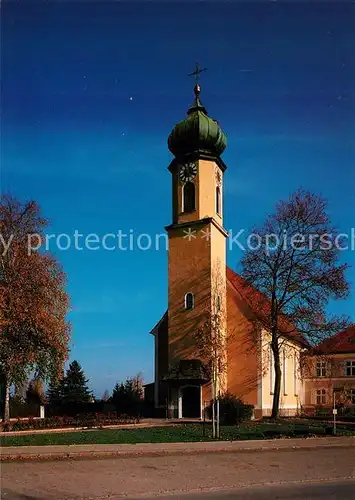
130,481 -> 355,499
2,447 -> 355,499
3,480 -> 355,499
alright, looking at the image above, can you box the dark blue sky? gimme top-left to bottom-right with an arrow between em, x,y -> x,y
2,1 -> 354,396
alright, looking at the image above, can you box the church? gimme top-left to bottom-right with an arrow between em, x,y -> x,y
146,79 -> 355,420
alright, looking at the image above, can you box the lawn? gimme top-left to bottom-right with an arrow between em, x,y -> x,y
2,421 -> 354,447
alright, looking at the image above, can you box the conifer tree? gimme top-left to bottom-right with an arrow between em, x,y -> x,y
61,360 -> 92,404
47,377 -> 63,405
112,374 -> 143,416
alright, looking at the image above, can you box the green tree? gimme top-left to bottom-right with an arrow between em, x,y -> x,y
13,379 -> 28,402
61,360 -> 92,404
112,374 -> 143,416
47,378 -> 63,405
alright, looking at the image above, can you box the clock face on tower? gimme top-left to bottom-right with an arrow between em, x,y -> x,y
179,162 -> 197,183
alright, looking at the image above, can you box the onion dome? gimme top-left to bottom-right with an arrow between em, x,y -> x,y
168,84 -> 227,158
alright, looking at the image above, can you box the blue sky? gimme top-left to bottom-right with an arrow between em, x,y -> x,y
1,1 -> 354,396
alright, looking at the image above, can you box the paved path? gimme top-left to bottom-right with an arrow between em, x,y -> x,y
1,436 -> 354,461
2,443 -> 355,499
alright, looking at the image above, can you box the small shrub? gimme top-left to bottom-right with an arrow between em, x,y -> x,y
339,405 -> 355,417
206,393 -> 254,425
315,406 -> 332,417
11,418 -> 27,432
1,421 -> 11,432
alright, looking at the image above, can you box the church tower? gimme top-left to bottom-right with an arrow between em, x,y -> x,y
164,79 -> 228,418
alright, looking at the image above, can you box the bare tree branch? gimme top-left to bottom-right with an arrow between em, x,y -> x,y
240,189 -> 351,418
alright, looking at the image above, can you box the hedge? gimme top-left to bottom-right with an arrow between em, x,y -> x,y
0,412 -> 140,432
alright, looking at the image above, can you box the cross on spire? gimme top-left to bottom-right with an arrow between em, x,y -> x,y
188,63 -> 207,85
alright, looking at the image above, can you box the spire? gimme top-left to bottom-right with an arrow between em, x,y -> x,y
167,65 -> 227,159
187,63 -> 208,115
187,83 -> 208,115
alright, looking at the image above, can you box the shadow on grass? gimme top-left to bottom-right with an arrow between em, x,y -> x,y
1,421 -> 354,447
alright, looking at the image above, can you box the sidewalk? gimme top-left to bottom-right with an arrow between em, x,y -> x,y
1,436 -> 354,462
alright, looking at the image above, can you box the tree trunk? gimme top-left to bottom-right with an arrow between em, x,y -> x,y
4,379 -> 10,421
211,376 -> 216,439
271,342 -> 282,419
212,398 -> 216,438
0,373 -> 10,421
214,367 -> 220,439
216,397 -> 220,439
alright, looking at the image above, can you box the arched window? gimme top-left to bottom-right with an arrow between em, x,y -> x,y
183,182 -> 195,212
216,186 -> 221,215
185,292 -> 194,310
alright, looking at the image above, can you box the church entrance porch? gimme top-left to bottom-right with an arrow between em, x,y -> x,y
162,359 -> 210,419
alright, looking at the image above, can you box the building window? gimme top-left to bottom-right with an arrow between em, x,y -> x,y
283,349 -> 287,396
351,389 -> 355,405
294,352 -> 299,396
216,295 -> 221,311
316,361 -> 326,377
185,292 -> 194,310
183,182 -> 195,212
346,360 -> 355,376
270,345 -> 274,395
316,389 -> 327,405
216,186 -> 221,215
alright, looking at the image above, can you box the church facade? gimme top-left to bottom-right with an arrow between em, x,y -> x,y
148,82 -> 355,419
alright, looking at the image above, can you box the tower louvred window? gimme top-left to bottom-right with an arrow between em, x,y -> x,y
183,182 -> 195,212
216,186 -> 221,214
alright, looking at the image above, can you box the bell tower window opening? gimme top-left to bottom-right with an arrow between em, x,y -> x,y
185,292 -> 194,310
183,182 -> 196,213
216,185 -> 221,215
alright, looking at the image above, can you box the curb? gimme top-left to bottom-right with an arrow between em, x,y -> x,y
2,438 -> 355,463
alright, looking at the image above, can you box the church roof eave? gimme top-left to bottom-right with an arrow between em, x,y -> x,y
226,267 -> 310,349
150,310 -> 168,336
165,216 -> 228,237
307,324 -> 355,355
168,153 -> 227,173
